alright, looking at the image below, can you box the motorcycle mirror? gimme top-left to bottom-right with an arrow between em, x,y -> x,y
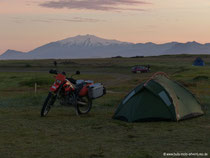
49,69 -> 53,73
76,71 -> 80,75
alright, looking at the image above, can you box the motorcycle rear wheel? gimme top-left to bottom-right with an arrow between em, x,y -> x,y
76,96 -> 92,115
41,92 -> 56,117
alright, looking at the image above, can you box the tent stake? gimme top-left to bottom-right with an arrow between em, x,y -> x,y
35,82 -> 37,95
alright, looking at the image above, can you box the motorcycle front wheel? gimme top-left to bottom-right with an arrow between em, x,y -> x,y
76,96 -> 92,115
41,92 -> 56,117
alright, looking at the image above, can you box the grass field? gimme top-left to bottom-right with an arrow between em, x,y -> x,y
0,55 -> 209,158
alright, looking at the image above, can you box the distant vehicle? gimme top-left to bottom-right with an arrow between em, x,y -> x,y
131,65 -> 150,73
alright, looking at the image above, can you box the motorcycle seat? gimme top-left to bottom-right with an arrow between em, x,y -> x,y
76,80 -> 85,85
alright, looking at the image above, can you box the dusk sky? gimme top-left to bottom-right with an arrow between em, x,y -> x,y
1,0 -> 210,54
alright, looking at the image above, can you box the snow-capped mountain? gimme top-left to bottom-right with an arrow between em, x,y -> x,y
23,35 -> 131,59
58,34 -> 130,47
1,35 -> 210,59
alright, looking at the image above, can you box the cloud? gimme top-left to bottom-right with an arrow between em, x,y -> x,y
39,0 -> 149,11
10,16 -> 102,23
50,17 -> 103,22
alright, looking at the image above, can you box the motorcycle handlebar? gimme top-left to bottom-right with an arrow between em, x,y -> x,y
49,69 -> 66,75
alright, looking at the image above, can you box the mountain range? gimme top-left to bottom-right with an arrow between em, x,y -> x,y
1,34 -> 210,59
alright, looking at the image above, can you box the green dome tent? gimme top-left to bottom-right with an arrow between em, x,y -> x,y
113,72 -> 204,122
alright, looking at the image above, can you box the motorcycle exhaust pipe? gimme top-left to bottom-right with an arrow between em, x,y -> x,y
77,101 -> 87,105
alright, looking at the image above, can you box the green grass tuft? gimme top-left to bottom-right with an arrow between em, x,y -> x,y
19,77 -> 53,87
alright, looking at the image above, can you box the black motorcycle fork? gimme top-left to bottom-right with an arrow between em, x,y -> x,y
51,83 -> 64,105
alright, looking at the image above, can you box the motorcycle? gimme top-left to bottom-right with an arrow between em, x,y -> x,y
41,69 -> 105,117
